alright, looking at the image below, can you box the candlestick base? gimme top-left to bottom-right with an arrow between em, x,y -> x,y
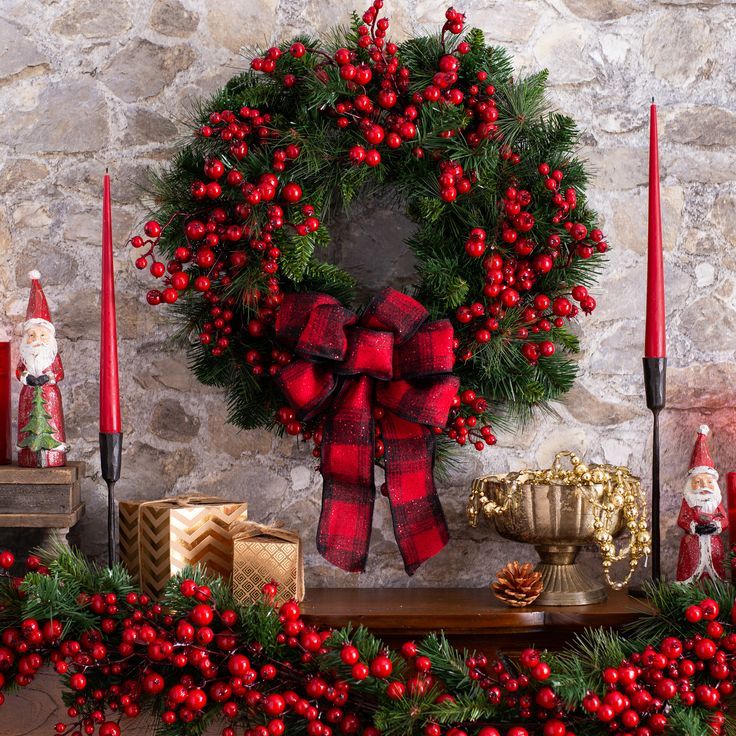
642,358 -> 666,582
99,432 -> 122,567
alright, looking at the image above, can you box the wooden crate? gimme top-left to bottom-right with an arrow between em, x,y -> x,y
0,461 -> 85,528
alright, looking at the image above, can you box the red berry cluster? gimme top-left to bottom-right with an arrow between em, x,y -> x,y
2,548 -> 736,736
434,389 -> 495,451
455,178 -> 603,364
438,161 -> 473,203
578,597 -> 731,735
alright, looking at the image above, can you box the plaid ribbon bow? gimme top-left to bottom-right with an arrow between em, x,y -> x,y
275,288 -> 460,575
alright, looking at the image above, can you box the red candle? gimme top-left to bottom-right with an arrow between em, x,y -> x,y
644,102 -> 666,358
100,171 -> 121,434
728,473 -> 736,554
0,342 -> 10,464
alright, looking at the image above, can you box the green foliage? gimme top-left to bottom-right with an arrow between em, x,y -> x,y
625,577 -> 736,648
3,548 -> 736,736
417,633 -> 482,697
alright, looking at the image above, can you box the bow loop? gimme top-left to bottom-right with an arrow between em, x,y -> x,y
360,287 -> 428,343
337,327 -> 394,380
393,320 -> 456,379
376,375 -> 459,428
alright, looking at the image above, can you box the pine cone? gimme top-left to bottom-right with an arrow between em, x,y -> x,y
492,561 -> 543,607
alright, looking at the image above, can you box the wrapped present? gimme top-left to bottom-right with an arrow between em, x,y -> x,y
232,522 -> 304,604
119,495 -> 248,598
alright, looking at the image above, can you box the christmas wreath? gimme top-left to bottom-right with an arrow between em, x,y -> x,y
130,3 -> 606,572
0,547 -> 734,736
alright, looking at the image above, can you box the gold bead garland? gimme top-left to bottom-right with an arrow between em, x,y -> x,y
467,451 -> 650,590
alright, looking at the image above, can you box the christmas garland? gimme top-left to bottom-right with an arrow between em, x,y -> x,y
129,1 -> 606,572
0,547 -> 733,736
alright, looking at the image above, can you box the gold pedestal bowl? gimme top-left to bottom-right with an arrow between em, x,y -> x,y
468,452 -> 650,606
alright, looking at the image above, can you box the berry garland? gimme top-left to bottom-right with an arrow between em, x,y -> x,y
0,548 -> 734,736
130,2 -> 606,449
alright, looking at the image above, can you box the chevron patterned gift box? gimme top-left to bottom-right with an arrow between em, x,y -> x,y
232,522 -> 304,605
119,495 -> 248,599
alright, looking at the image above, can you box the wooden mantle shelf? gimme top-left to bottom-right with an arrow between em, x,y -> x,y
302,588 -> 651,654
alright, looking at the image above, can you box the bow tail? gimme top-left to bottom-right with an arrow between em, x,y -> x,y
316,375 -> 376,573
382,412 -> 449,575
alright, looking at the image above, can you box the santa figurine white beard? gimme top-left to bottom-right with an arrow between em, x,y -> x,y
19,335 -> 58,378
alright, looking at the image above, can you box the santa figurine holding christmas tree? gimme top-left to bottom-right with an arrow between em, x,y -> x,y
676,424 -> 727,582
16,270 -> 67,468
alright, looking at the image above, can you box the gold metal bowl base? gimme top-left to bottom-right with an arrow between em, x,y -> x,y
534,544 -> 607,606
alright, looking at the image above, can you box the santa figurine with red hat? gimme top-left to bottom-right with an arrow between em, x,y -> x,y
16,270 -> 67,468
676,424 -> 727,582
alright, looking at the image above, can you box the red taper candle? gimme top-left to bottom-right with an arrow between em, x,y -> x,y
100,170 -> 121,434
645,101 -> 666,358
728,472 -> 736,555
0,342 -> 10,464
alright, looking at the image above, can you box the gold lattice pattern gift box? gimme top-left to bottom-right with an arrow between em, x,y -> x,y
232,522 -> 304,605
119,495 -> 248,599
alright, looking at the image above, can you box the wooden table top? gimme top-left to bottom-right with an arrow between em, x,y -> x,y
302,587 -> 651,633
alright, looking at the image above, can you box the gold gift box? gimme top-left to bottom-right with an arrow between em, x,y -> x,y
232,522 -> 304,605
119,495 -> 248,599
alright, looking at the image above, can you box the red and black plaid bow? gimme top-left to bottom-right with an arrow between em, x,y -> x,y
275,288 -> 460,575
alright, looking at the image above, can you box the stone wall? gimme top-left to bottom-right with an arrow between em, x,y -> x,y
0,0 -> 734,588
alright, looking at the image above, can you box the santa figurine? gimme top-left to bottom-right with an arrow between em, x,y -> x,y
676,424 -> 727,582
16,270 -> 67,468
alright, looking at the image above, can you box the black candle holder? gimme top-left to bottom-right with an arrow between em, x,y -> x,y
643,357 -> 666,581
100,432 -> 122,566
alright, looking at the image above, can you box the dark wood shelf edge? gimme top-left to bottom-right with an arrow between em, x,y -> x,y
301,588 -> 651,634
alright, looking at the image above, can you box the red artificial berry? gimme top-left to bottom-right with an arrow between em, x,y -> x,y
370,655 -> 393,679
539,341 -> 555,357
281,182 -> 302,203
290,42 -> 306,58
228,654 -> 251,676
700,598 -> 720,620
190,604 -> 214,627
685,605 -> 703,623
401,641 -> 417,658
162,287 -> 178,304
695,638 -> 717,660
465,239 -> 486,258
386,681 -> 406,700
365,149 -> 381,167
70,673 -> 87,691
99,724 -> 120,736
340,646 -> 360,665
580,295 -> 596,314
706,620 -> 724,639
150,261 -> 166,278
171,272 -> 189,291
571,285 -> 588,301
531,662 -> 551,681
552,297 -> 571,317
519,648 -> 540,669
542,721 -> 566,736
263,694 -> 286,716
143,672 -> 165,695
500,288 -> 520,308
144,220 -> 162,238
351,662 -> 369,680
